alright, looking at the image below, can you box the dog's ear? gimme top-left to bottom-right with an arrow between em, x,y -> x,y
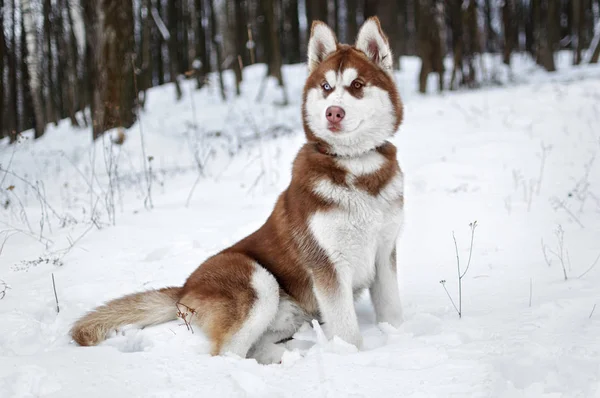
355,17 -> 393,73
307,21 -> 337,73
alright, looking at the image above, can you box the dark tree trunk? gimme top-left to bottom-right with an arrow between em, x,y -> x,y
502,0 -> 517,65
364,0 -> 377,18
306,0 -> 328,43
167,0 -> 182,99
416,0 -> 446,93
99,0 -> 137,137
56,0 -> 77,125
83,2 -> 101,137
379,0 -> 400,68
153,0 -> 165,85
22,0 -> 45,139
194,0 -> 210,88
140,0 -> 152,105
19,4 -> 34,136
208,0 -> 226,100
572,0 -> 583,64
283,0 -> 301,63
532,0 -> 556,71
7,0 -> 18,140
260,0 -> 287,104
43,0 -> 58,125
346,0 -> 357,42
233,0 -> 245,95
449,0 -> 464,88
0,0 -> 5,139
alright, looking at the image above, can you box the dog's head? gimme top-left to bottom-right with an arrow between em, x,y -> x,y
302,17 -> 403,157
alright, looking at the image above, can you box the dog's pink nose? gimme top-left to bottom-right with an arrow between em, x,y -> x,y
326,106 -> 345,124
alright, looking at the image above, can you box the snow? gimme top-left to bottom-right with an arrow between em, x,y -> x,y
1,53 -> 600,397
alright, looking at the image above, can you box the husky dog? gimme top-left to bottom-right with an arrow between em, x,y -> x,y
71,17 -> 404,365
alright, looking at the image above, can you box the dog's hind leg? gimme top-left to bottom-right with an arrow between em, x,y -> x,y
178,254 -> 279,359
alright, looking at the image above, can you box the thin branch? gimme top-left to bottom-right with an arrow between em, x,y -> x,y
578,252 -> 600,279
590,304 -> 597,319
52,273 -> 60,314
460,221 -> 478,278
439,280 -> 460,316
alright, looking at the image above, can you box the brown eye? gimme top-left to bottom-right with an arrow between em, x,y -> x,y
322,82 -> 332,91
352,80 -> 363,89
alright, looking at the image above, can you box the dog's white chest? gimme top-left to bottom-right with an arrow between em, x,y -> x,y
309,155 -> 404,289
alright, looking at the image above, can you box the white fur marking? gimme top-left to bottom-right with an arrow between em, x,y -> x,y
221,264 -> 279,357
336,150 -> 386,177
342,68 -> 358,86
324,70 -> 337,88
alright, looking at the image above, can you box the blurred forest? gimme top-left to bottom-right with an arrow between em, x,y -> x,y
1,0 -> 599,141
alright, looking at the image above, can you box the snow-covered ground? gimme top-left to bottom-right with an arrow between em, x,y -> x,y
1,53 -> 600,397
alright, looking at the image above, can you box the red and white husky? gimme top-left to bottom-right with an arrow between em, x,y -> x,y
71,17 -> 405,364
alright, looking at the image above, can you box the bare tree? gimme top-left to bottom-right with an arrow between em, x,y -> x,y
346,0 -> 358,42
208,0 -> 226,100
532,0 -> 556,71
99,0 -> 137,134
21,0 -> 45,138
167,0 -> 182,99
416,0 -> 446,93
43,0 -> 58,125
1,0 -> 5,139
502,0 -> 517,66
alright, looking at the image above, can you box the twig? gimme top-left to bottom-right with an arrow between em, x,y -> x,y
132,56 -> 153,210
578,252 -> 600,279
176,302 -> 196,333
590,304 -> 597,319
439,280 -> 460,315
452,232 -> 462,318
0,279 -> 9,300
52,273 -> 60,314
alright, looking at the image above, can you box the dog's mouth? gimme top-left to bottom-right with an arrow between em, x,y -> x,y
327,120 -> 363,134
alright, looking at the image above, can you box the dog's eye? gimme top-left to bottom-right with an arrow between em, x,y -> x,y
352,80 -> 363,89
322,82 -> 332,92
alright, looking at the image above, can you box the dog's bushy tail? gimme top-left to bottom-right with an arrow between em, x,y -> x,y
70,286 -> 182,346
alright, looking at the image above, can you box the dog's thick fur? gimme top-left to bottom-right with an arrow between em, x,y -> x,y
71,17 -> 405,364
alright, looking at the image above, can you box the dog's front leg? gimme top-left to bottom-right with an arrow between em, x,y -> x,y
312,265 -> 362,348
370,247 -> 403,328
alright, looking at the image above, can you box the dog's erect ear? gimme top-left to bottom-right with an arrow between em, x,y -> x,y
307,21 -> 337,73
355,17 -> 393,73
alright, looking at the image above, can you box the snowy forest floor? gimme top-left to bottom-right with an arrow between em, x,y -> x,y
1,53 -> 600,397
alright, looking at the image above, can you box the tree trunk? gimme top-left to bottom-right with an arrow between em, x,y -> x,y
572,0 -> 583,64
533,0 -> 556,71
306,0 -> 328,43
20,4 -> 34,135
153,0 -> 165,85
449,0 -> 464,89
194,0 -> 210,88
208,0 -> 226,100
140,0 -> 152,105
83,1 -> 102,137
21,0 -> 45,138
43,0 -> 58,126
56,0 -> 77,125
233,0 -> 245,95
590,21 -> 600,63
8,0 -> 18,140
378,0 -> 400,69
167,0 -> 182,99
98,0 -> 137,137
502,0 -> 517,65
346,0 -> 357,42
0,0 -> 5,139
283,0 -> 301,63
260,0 -> 287,104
